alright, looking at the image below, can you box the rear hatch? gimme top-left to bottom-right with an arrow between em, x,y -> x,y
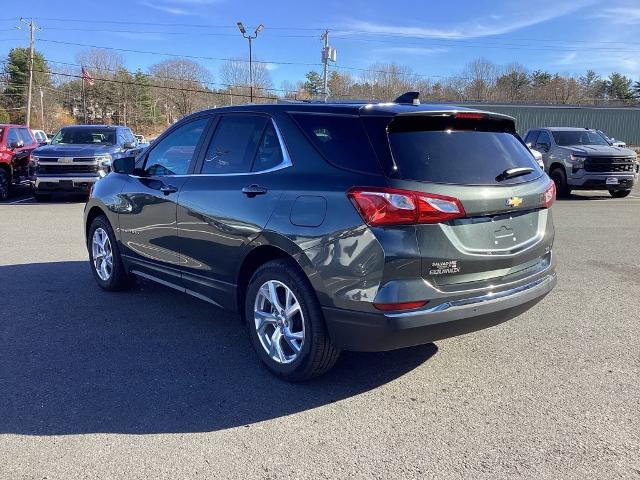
362,111 -> 554,291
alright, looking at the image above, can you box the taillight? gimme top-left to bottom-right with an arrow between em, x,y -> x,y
347,187 -> 465,226
543,182 -> 555,208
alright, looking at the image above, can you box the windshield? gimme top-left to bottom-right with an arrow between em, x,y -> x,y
552,130 -> 609,147
51,128 -> 116,145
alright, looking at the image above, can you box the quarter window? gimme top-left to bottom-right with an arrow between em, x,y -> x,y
143,118 -> 208,176
200,115 -> 268,174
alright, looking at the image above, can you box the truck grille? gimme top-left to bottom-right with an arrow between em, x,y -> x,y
584,157 -> 635,173
38,164 -> 99,174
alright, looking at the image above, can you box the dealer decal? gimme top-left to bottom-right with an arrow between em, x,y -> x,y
429,260 -> 461,275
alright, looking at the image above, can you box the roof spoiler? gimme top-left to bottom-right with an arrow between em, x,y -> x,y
393,91 -> 420,105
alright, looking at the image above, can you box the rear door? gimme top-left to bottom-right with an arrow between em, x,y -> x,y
8,128 -> 35,183
118,117 -> 210,286
176,113 -> 289,309
366,113 -> 554,291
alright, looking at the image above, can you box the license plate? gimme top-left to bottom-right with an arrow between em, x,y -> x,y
606,177 -> 619,185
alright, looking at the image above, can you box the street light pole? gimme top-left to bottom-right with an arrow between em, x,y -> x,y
237,22 -> 264,103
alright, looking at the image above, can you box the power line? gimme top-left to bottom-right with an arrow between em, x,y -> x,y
38,38 -> 323,67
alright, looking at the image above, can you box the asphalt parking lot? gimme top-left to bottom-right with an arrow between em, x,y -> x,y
1,187 -> 639,479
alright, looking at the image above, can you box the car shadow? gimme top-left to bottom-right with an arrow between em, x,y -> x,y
0,261 -> 437,436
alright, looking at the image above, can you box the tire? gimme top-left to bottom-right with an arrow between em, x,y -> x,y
244,258 -> 340,381
0,169 -> 9,201
33,192 -> 51,202
550,168 -> 571,197
609,189 -> 632,198
87,215 -> 131,291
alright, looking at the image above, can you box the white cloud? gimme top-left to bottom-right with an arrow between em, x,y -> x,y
139,0 -> 223,15
593,7 -> 640,24
376,46 -> 448,56
345,1 -> 596,39
264,63 -> 279,71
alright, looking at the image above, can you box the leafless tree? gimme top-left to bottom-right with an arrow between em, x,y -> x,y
463,58 -> 498,102
149,58 -> 213,120
220,59 -> 274,104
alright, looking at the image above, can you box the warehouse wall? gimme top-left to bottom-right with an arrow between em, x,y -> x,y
463,104 -> 640,145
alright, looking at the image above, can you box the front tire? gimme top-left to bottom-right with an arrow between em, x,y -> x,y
609,189 -> 631,198
88,215 -> 131,291
245,259 -> 340,381
0,169 -> 10,200
550,168 -> 571,197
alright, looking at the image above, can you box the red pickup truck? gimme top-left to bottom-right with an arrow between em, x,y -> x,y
0,124 -> 38,200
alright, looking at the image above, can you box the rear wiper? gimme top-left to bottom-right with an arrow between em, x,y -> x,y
496,167 -> 534,182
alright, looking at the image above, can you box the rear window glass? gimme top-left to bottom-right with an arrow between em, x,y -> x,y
291,113 -> 382,174
382,116 -> 541,185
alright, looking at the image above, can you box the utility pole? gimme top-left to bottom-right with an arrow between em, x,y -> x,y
39,87 -> 44,129
321,30 -> 329,102
237,22 -> 264,103
19,18 -> 36,127
321,31 -> 336,102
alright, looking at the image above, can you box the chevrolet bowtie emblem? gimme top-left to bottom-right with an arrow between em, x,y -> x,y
506,196 -> 523,207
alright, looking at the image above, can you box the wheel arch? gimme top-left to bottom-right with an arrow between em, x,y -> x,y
85,205 -> 109,242
548,162 -> 566,175
235,234 -> 322,314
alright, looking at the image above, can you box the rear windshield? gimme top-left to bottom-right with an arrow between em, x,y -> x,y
378,115 -> 541,185
51,128 -> 116,145
552,130 -> 609,146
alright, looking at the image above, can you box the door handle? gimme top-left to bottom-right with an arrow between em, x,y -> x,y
242,184 -> 268,197
160,184 -> 178,195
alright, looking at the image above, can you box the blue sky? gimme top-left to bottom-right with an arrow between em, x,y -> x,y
2,0 -> 640,88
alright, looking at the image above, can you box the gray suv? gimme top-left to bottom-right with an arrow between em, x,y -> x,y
524,127 -> 639,198
84,97 -> 557,380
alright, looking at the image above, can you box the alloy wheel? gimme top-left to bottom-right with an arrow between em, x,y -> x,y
254,280 -> 305,364
92,227 -> 113,281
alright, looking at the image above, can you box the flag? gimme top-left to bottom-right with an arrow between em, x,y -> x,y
81,66 -> 95,86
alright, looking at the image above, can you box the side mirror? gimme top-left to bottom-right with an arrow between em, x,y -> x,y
8,139 -> 24,150
123,141 -> 136,150
112,156 -> 136,174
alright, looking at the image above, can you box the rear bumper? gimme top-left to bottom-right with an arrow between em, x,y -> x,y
34,176 -> 98,192
322,272 -> 557,352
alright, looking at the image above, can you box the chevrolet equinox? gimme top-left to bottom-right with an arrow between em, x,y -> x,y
85,95 -> 557,381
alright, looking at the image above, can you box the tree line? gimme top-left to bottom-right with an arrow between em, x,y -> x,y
1,47 -> 640,135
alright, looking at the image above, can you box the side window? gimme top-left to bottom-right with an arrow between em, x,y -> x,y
200,115 -> 267,174
143,118 -> 208,176
18,129 -> 33,145
117,133 -> 126,145
6,128 -> 20,146
524,130 -> 539,146
253,122 -> 285,172
124,129 -> 136,144
291,113 -> 381,174
535,131 -> 551,152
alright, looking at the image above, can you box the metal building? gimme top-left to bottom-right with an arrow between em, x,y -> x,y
463,104 -> 640,146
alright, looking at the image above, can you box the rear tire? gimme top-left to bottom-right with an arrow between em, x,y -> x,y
87,215 -> 131,291
0,170 -> 10,200
609,189 -> 631,198
550,168 -> 571,197
244,258 -> 340,381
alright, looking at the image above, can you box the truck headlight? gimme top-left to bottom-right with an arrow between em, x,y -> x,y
570,154 -> 586,169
